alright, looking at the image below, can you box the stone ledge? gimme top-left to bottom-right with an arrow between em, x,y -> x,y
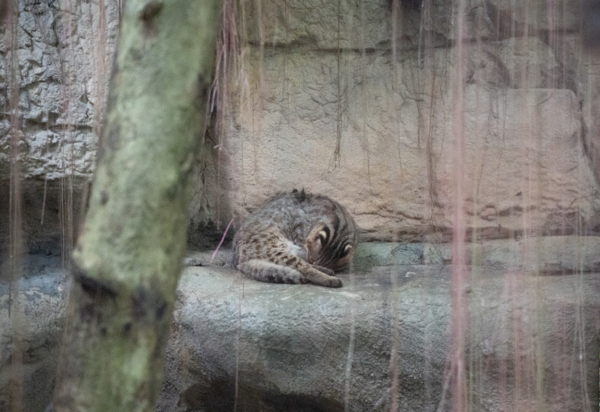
160,263 -> 600,412
187,236 -> 600,274
1,250 -> 599,412
355,236 -> 600,274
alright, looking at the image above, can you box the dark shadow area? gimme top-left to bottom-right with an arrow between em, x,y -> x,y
179,380 -> 345,412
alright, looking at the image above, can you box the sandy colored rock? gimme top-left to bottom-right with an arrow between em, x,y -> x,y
242,0 -> 552,49
483,37 -> 562,88
434,86 -> 596,237
220,47 -> 598,241
243,0 -> 432,49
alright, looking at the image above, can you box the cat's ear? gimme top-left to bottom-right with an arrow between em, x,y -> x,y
341,244 -> 353,257
316,226 -> 329,245
306,224 -> 328,259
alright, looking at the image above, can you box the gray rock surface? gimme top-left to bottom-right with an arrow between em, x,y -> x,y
355,236 -> 600,274
0,0 -> 119,253
0,255 -> 67,412
160,262 -> 600,412
0,0 -> 122,254
1,243 -> 599,412
0,0 -> 119,181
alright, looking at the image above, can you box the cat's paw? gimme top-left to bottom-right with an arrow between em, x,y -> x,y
325,277 -> 343,288
312,264 -> 335,276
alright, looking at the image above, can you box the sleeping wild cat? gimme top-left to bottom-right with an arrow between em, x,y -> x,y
232,189 -> 358,287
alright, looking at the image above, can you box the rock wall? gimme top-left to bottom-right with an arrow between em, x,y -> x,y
0,0 -> 119,252
217,0 -> 600,242
2,0 -> 600,249
0,0 -> 118,179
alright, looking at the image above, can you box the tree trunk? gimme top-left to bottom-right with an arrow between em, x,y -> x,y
53,1 -> 220,411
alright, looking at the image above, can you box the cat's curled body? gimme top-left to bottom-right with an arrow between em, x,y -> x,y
232,189 -> 358,287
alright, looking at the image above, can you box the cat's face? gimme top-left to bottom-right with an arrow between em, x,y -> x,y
306,222 -> 357,272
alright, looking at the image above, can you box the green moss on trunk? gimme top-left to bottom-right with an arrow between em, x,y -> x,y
53,1 -> 220,411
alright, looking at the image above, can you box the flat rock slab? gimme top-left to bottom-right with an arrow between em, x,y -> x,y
354,236 -> 600,273
1,251 -> 599,412
0,255 -> 67,412
160,263 -> 600,412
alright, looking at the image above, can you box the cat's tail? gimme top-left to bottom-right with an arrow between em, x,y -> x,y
238,259 -> 342,288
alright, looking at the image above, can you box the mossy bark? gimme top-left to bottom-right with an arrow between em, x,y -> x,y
53,1 -> 220,411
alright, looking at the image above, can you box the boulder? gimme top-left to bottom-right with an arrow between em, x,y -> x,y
159,262 -> 600,412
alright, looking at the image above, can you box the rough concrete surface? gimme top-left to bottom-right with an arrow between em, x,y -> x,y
2,242 -> 599,412
160,261 -> 600,412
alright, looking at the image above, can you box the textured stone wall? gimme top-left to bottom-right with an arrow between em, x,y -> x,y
218,0 -> 600,242
0,0 -> 119,180
2,0 -> 600,249
0,0 -> 120,251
